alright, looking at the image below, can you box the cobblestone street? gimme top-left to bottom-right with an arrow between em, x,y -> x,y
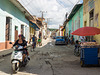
0,38 -> 100,75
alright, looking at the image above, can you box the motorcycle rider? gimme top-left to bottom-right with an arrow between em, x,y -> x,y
13,34 -> 27,61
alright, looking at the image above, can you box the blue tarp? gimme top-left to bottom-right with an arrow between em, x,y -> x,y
29,21 -> 40,31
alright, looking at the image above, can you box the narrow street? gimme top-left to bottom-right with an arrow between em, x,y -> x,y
0,38 -> 100,75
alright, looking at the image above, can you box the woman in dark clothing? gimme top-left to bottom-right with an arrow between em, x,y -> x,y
13,34 -> 27,60
13,35 -> 27,50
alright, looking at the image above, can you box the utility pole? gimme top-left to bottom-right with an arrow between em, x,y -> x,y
40,11 -> 47,21
40,11 -> 47,44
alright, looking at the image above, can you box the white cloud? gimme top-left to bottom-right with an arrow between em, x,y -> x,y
19,0 -> 81,29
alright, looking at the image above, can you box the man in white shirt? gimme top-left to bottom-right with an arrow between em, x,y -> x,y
80,36 -> 86,42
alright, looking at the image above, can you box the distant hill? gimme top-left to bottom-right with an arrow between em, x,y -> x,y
48,28 -> 57,31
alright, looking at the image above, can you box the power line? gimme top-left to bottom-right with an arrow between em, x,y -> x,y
56,0 -> 67,9
56,0 -> 80,11
21,0 -> 48,18
67,0 -> 74,5
21,0 -> 33,6
21,0 -> 44,17
21,0 -> 81,28
21,0 -> 39,15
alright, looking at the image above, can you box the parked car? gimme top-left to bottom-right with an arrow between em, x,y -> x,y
55,36 -> 66,45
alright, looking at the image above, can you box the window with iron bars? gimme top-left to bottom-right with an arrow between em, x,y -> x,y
21,25 -> 24,35
6,17 -> 12,41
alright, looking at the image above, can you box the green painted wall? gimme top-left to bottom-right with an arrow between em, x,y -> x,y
68,19 -> 72,36
66,5 -> 83,40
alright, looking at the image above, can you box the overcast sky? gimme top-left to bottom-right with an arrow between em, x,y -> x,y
19,0 -> 83,29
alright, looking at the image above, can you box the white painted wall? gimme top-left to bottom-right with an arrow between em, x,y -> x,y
0,10 -> 6,42
0,8 -> 29,42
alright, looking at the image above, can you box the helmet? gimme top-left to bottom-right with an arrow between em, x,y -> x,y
18,34 -> 22,37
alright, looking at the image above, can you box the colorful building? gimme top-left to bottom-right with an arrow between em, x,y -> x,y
42,22 -> 48,39
29,21 -> 40,38
59,26 -> 64,36
65,22 -> 69,36
66,4 -> 83,41
0,0 -> 33,50
83,0 -> 100,44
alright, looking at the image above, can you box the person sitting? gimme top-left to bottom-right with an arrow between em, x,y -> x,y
75,40 -> 80,49
13,34 -> 27,61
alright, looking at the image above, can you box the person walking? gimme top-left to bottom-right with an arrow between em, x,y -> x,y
70,35 -> 74,45
32,35 -> 37,51
38,38 -> 41,46
39,32 -> 41,39
68,35 -> 71,44
64,36 -> 68,45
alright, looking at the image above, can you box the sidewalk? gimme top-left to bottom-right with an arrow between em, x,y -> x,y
0,38 -> 53,58
0,44 -> 31,58
42,38 -> 51,47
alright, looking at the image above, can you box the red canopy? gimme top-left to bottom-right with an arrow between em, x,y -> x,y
71,27 -> 100,36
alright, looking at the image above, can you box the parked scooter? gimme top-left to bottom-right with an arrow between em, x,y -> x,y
9,42 -> 29,73
74,40 -> 81,56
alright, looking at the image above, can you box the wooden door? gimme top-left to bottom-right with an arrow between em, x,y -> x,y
15,26 -> 18,41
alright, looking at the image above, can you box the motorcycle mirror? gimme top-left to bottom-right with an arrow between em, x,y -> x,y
9,42 -> 12,44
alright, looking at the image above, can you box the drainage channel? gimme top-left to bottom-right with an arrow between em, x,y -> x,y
45,60 -> 55,75
37,51 -> 56,75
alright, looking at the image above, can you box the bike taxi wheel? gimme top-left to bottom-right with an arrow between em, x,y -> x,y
80,60 -> 84,67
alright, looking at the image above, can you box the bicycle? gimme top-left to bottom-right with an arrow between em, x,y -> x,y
74,44 -> 81,56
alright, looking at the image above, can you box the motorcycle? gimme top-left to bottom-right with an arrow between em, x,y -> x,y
10,42 -> 29,73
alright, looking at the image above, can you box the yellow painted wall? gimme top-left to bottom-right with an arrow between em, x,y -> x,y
83,0 -> 90,27
63,29 -> 65,36
94,0 -> 100,44
83,0 -> 100,44
29,23 -> 35,36
83,13 -> 89,27
30,27 -> 35,35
